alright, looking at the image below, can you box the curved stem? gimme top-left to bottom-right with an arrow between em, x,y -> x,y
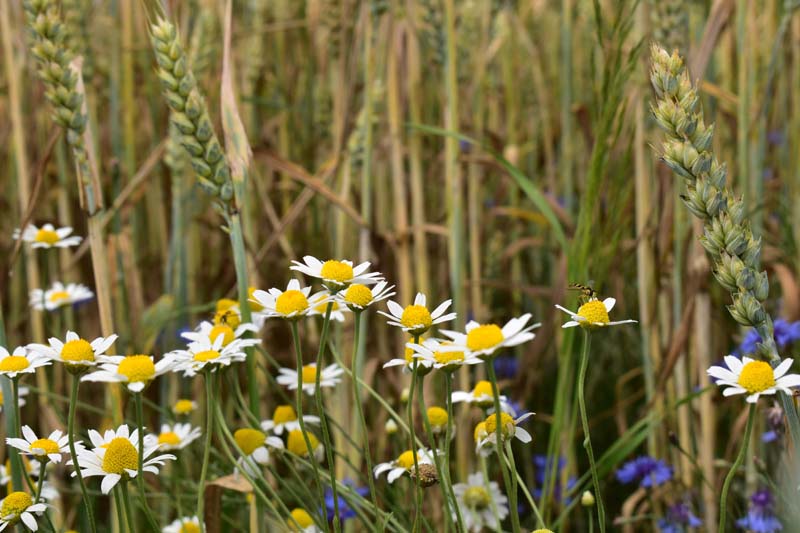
577,330 -> 605,532
408,337 -> 423,533
486,362 -> 519,533
134,392 -> 161,532
444,372 -> 465,531
68,376 -> 97,533
719,403 -> 756,533
315,301 -> 340,533
196,370 -> 215,532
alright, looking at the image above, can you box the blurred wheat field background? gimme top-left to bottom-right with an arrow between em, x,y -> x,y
2,0 -> 800,531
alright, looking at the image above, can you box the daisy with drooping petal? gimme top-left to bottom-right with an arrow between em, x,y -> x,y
260,404 -> 320,435
172,399 -> 197,416
250,279 -> 316,321
0,346 -> 51,380
382,344 -> 433,374
0,491 -> 47,532
442,315 -> 540,359
145,423 -> 202,451
0,386 -> 28,414
27,331 -> 117,373
290,256 -> 383,291
180,320 -> 259,348
451,380 -> 517,413
453,472 -> 509,532
308,292 -> 349,322
163,516 -> 202,533
168,335 -> 253,377
13,223 -> 82,249
407,338 -> 482,372
276,363 -> 344,395
6,426 -> 71,464
29,282 -> 94,311
286,508 -> 321,533
379,293 -> 457,336
71,424 -> 175,494
555,297 -> 637,329
340,281 -> 395,312
286,429 -> 324,461
373,448 -> 437,484
82,354 -> 178,392
475,412 -> 535,451
233,428 -> 284,476
707,355 -> 800,403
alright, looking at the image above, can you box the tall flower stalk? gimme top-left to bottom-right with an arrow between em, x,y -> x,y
577,330 -> 605,531
486,363 -> 520,533
718,404 -> 755,532
196,370 -> 215,532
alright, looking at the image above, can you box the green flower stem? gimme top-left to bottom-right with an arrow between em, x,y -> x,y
505,441 -> 545,527
444,372 -> 465,531
11,378 -> 36,494
68,376 -> 97,533
577,330 -> 605,532
486,362 -> 519,533
120,481 -> 137,533
34,466 -> 46,504
133,392 -> 161,532
196,370 -> 215,532
113,486 -> 127,533
416,377 -> 454,532
408,337 -> 423,533
315,301 -> 340,533
719,404 -> 756,533
289,320 -> 327,524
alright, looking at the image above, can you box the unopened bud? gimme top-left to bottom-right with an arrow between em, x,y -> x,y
581,490 -> 595,507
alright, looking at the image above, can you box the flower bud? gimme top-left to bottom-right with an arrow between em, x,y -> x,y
581,490 -> 595,507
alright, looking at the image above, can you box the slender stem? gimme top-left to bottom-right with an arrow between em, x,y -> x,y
577,330 -> 605,532
113,486 -> 127,533
11,379 -> 22,448
486,362 -> 520,533
408,337 -> 423,533
120,481 -> 137,533
351,313 -> 379,511
196,370 -> 215,532
505,441 -> 544,527
315,301 -> 340,532
34,464 -> 46,503
719,404 -> 756,533
444,372 -> 465,531
134,392 -> 160,532
68,376 -> 97,533
416,377 -> 454,532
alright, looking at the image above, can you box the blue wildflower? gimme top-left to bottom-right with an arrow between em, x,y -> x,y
736,319 -> 800,356
493,353 -> 519,380
616,456 -> 673,488
736,489 -> 782,532
531,455 -> 576,504
323,482 -> 368,522
658,502 -> 702,532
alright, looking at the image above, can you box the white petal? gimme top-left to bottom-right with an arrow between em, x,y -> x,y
773,359 -> 794,379
724,355 -> 744,373
603,298 -> 616,312
101,474 -> 121,494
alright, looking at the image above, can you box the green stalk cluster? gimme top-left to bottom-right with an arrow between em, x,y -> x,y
649,0 -> 688,55
150,18 -> 233,202
347,83 -> 383,170
62,0 -> 93,78
419,0 -> 446,66
322,0 -> 343,58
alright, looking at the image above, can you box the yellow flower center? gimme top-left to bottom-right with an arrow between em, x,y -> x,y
0,390 -> 4,405
273,405 -> 297,425
344,284 -> 373,307
30,438 -> 60,455
173,399 -> 195,414
434,350 -> 464,365
117,355 -> 156,383
179,522 -> 201,533
427,407 -> 448,428
101,437 -> 138,474
396,450 -> 418,470
320,260 -> 354,283
301,365 -> 317,384
466,324 -> 504,352
0,491 -> 32,517
61,339 -> 95,363
158,432 -> 181,447
484,412 -> 515,437
576,300 -> 610,326
248,287 -> 264,312
287,430 -> 320,457
738,361 -> 776,394
473,422 -> 488,443
34,228 -> 59,245
0,356 -> 30,372
400,305 -> 432,332
214,309 -> 241,330
404,346 -> 414,364
193,350 -> 221,362
216,298 -> 238,312
463,486 -> 492,510
472,380 -> 494,398
234,428 -> 266,456
209,325 -> 234,346
275,290 -> 310,316
288,508 -> 314,530
48,290 -> 70,303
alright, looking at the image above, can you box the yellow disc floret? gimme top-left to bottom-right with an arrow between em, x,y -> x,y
400,305 -> 432,333
288,508 -> 314,530
738,361 -> 776,394
320,260 -> 354,284
462,486 -> 491,510
344,284 -> 373,308
473,422 -> 488,443
484,412 -> 515,438
576,300 -> 609,326
248,287 -> 264,312
34,228 -> 59,245
434,349 -> 464,366
0,356 -> 30,373
216,298 -> 238,312
0,491 -> 32,519
234,429 -> 266,456
209,324 -> 235,346
472,380 -> 494,398
48,290 -> 70,303
301,365 -> 317,384
272,405 -> 297,425
466,324 -> 504,352
427,407 -> 448,428
287,430 -> 320,457
158,432 -> 181,447
214,309 -> 241,329
61,339 -> 95,363
30,438 -> 60,456
396,450 -> 418,469
275,290 -> 310,317
117,355 -> 156,384
179,521 -> 201,533
194,350 -> 221,363
101,437 -> 139,474
173,399 -> 195,415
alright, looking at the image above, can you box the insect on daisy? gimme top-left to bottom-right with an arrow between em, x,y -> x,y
451,380 -> 517,413
475,412 -> 535,451
233,428 -> 284,476
276,363 -> 344,395
72,424 -> 175,494
260,404 -> 320,435
379,293 -> 457,336
406,338 -> 482,372
180,320 -> 260,348
0,491 -> 47,532
442,314 -> 540,359
707,355 -> 800,403
13,223 -> 82,249
29,282 -> 94,311
0,346 -> 51,380
286,508 -> 321,532
168,335 -> 254,377
6,426 -> 71,464
555,295 -> 637,329
373,448 -> 438,484
290,256 -> 383,291
340,281 -> 395,312
27,331 -> 117,373
453,472 -> 509,533
82,353 -> 178,392
163,516 -> 203,533
145,423 -> 202,451
250,279 -> 317,321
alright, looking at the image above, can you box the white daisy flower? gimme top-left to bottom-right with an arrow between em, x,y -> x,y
451,380 -> 517,413
373,448 -> 437,484
0,346 -> 51,379
276,363 -> 344,395
145,423 -> 202,451
475,412 -> 534,452
260,404 -> 320,435
442,314 -> 540,359
6,425 -> 71,464
383,342 -> 435,374
307,292 -> 350,322
13,223 -> 82,249
407,338 -> 482,372
168,335 -> 253,377
27,331 -> 117,372
0,386 -> 28,414
0,491 -> 47,532
71,424 -> 175,494
163,516 -> 203,533
286,508 -> 321,533
453,473 -> 509,532
172,399 -> 198,416
286,430 -> 324,461
180,320 -> 259,348
250,279 -> 318,321
82,354 -> 178,392
233,428 -> 284,476
379,293 -> 457,336
290,256 -> 383,291
29,282 -> 94,311
339,281 -> 396,311
426,406 -> 451,436
555,297 -> 637,329
707,355 -> 800,403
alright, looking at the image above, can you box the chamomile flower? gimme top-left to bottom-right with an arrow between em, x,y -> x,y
287,508 -> 321,532
145,423 -> 202,451
475,412 -> 534,451
172,399 -> 197,416
426,407 -> 450,436
453,473 -> 509,532
163,516 -> 202,533
29,282 -> 94,311
383,344 -> 433,374
286,430 -> 324,461
340,281 -> 395,312
0,347 -> 51,379
251,279 -> 316,321
379,293 -> 457,336
555,297 -> 637,329
6,426 -> 71,464
373,448 -> 437,484
276,363 -> 344,395
168,335 -> 253,377
0,491 -> 46,532
308,292 -> 350,322
13,223 -> 82,249
407,338 -> 482,372
233,428 -> 284,476
82,354 -> 178,392
260,405 -> 320,435
707,356 -> 800,403
27,331 -> 117,373
451,380 -> 517,413
72,424 -> 175,494
442,315 -> 539,359
290,256 -> 383,291
180,320 -> 259,348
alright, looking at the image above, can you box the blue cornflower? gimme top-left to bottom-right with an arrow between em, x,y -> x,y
658,502 -> 702,532
736,319 -> 800,356
616,456 -> 673,488
493,353 -> 519,380
323,482 -> 368,522
736,489 -> 782,532
531,455 -> 576,504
